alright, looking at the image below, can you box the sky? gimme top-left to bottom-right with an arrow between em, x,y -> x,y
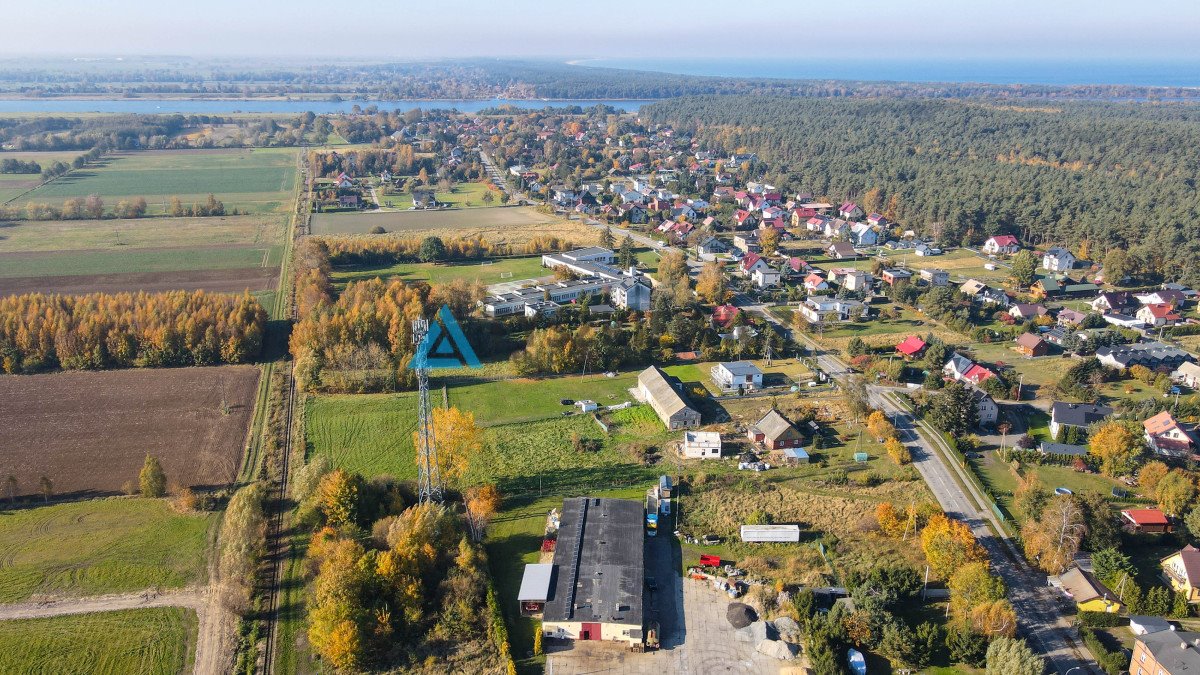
3,0 -> 1200,61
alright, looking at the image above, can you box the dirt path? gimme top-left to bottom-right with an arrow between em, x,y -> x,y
0,588 -> 205,621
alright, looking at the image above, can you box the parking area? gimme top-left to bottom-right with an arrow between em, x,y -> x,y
546,532 -> 788,675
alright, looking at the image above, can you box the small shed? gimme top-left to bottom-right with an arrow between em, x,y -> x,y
575,400 -> 598,413
1129,615 -> 1172,636
782,447 -> 810,464
518,563 -> 555,616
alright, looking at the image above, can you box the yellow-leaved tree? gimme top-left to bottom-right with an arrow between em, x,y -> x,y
1088,421 -> 1141,477
921,513 -> 987,578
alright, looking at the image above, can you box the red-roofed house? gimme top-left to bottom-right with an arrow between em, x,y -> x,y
711,304 -> 740,328
838,202 -> 863,220
790,208 -> 817,227
895,336 -> 927,359
1137,303 -> 1183,327
963,364 -> 996,385
740,252 -> 770,277
804,272 -> 830,292
734,209 -> 757,229
982,235 -> 1021,255
1121,508 -> 1172,534
1145,411 -> 1196,457
867,213 -> 889,227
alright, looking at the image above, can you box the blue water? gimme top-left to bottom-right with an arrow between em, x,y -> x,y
0,98 -> 652,115
577,57 -> 1200,88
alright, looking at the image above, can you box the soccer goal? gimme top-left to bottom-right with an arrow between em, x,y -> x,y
499,271 -> 513,279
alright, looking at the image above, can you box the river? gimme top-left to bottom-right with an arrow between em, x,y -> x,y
0,98 -> 652,115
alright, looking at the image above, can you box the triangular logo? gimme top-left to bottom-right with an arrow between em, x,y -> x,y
412,305 -> 481,369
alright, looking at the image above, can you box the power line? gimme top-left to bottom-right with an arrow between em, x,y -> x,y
412,318 -> 443,505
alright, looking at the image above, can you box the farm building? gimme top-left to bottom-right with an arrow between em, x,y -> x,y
637,366 -> 701,430
682,431 -> 722,459
741,524 -> 801,543
1057,566 -> 1123,613
711,361 -> 764,392
541,497 -> 645,645
1122,508 -> 1172,534
748,409 -> 804,450
518,563 -> 555,616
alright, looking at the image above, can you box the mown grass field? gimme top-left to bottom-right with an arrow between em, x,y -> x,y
331,255 -> 549,288
0,245 -> 280,279
0,607 -> 195,675
0,499 -> 212,602
0,214 -> 285,254
309,206 -> 597,246
14,148 -> 297,215
378,181 -> 493,209
971,455 -> 1125,521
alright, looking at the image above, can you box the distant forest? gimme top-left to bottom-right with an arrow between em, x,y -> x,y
642,96 -> 1200,282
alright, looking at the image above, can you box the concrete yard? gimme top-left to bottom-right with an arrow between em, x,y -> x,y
546,531 -> 788,674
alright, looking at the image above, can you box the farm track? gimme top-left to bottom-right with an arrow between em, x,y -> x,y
0,588 -> 204,622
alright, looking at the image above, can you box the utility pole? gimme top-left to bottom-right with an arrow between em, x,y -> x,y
412,318 -> 443,505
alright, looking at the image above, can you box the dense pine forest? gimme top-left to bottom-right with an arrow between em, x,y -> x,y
644,97 -> 1200,282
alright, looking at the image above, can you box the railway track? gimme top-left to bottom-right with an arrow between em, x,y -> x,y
261,367 -> 296,675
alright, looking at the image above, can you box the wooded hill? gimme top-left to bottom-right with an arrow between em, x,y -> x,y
643,97 -> 1200,283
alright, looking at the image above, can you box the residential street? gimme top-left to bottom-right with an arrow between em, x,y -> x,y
740,299 -> 1097,673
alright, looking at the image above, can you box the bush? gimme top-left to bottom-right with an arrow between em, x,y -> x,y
1077,611 -> 1124,628
1080,628 -> 1126,675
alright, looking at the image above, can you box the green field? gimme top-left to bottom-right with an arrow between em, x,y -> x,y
379,182 -> 494,209
331,255 -> 550,287
309,206 -> 565,236
0,499 -> 213,602
0,151 -> 81,202
0,245 -> 279,279
0,214 -> 284,254
14,148 -> 297,215
0,607 -> 195,675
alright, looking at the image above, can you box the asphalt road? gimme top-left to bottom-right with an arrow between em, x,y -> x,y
739,298 -> 1096,673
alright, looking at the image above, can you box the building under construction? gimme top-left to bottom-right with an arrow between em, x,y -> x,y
534,497 -> 645,645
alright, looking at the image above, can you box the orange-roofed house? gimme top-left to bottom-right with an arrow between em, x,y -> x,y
895,336 -> 927,360
711,304 -> 741,328
1138,302 -> 1183,327
963,364 -> 996,386
1145,410 -> 1196,457
1122,508 -> 1172,534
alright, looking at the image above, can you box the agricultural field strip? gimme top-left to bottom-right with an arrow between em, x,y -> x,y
0,215 -> 285,254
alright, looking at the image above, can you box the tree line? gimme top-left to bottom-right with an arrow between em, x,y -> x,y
643,96 -> 1200,284
0,290 -> 266,373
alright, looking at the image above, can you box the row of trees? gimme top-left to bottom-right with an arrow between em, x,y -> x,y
0,193 -> 232,221
0,290 -> 265,373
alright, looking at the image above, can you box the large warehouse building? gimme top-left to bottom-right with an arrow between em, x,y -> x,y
538,497 -> 645,645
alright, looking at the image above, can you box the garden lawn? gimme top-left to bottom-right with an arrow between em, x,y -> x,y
0,607 -> 195,675
331,255 -> 549,287
380,182 -> 493,209
15,148 -> 298,215
0,499 -> 213,602
971,454 -> 1125,520
966,342 -> 1075,398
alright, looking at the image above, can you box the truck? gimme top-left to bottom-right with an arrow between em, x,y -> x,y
646,512 -> 659,537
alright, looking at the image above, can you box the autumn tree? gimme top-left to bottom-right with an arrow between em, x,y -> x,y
218,482 -> 266,612
949,562 -> 1006,620
696,261 -> 727,304
465,484 -> 501,542
1021,494 -> 1085,574
1155,469 -> 1196,516
876,502 -> 907,537
317,469 -> 360,528
1088,420 -> 1142,477
921,513 -> 987,578
759,227 -> 781,255
1009,250 -> 1037,289
867,410 -> 896,441
428,406 -> 482,485
1139,460 -> 1170,494
886,437 -> 911,465
139,455 -> 167,497
985,637 -> 1044,675
970,599 -> 1018,639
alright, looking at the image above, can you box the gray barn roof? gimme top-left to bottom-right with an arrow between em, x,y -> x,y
753,409 -> 801,442
638,366 -> 698,420
543,497 -> 644,627
518,564 -> 555,602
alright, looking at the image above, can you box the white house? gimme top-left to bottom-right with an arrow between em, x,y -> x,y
1042,247 -> 1077,272
682,431 -> 722,459
982,235 -> 1020,255
973,389 -> 999,427
611,277 -> 652,311
798,297 -> 865,323
1174,362 -> 1200,389
752,266 -> 781,288
711,361 -> 764,391
850,222 -> 879,246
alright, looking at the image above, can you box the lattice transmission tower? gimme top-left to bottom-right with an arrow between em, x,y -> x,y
411,318 -> 443,504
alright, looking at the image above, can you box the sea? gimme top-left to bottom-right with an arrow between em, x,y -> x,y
576,57 -> 1200,88
0,98 -> 652,115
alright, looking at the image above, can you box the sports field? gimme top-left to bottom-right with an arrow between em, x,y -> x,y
12,148 -> 298,215
0,607 -> 195,675
0,499 -> 212,602
310,206 -> 596,246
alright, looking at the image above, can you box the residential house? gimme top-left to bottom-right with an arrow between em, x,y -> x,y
838,202 -> 864,220
805,215 -> 830,233
1102,313 -> 1146,330
1132,629 -> 1200,675
1122,508 -> 1172,534
617,203 -> 648,224
637,366 -> 701,430
1014,332 -> 1050,357
740,252 -> 770,277
711,361 -> 764,392
338,194 -> 360,208
752,266 -> 781,289
1058,566 -> 1123,613
1144,411 -> 1196,457
973,389 -> 999,426
914,243 -> 942,257
827,242 -> 857,259
804,272 -> 830,292
733,209 -> 757,229
611,277 -> 652,311
982,235 -> 1021,255
696,236 -> 729,261
1138,303 -> 1183,327
1049,401 -> 1113,439
733,231 -> 760,254
1139,289 -> 1189,307
963,364 -> 997,386
849,222 -> 879,246
919,268 -> 950,287
960,279 -> 988,301
1173,362 -> 1200,389
711,304 -> 740,329
828,268 -> 872,292
943,353 -> 976,381
1163,545 -> 1200,603
1042,247 -> 1077,272
798,297 -> 866,323
980,287 -> 1012,307
824,218 -> 852,240
1009,303 -> 1048,321
1058,308 -> 1088,326
894,336 -> 927,360
1097,342 -> 1194,372
681,431 -> 722,459
335,172 -> 354,189
790,208 -> 818,228
748,409 -> 805,450
1038,441 -> 1089,457
1129,615 -> 1172,636
867,213 -> 889,227
1091,292 -> 1135,314
881,268 -> 913,286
